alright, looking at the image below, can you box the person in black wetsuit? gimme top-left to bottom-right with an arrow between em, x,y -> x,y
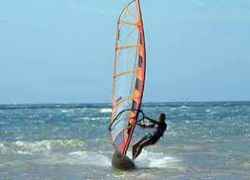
132,113 -> 167,159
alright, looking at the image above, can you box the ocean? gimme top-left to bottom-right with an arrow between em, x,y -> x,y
0,102 -> 249,180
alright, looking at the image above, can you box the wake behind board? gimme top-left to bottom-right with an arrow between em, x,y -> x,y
109,0 -> 147,159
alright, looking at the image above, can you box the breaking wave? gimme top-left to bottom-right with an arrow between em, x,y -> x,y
0,139 -> 85,155
99,108 -> 112,113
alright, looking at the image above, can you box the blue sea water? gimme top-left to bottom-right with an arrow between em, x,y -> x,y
0,102 -> 250,179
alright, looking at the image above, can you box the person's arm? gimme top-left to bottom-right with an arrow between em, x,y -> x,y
144,116 -> 160,125
138,122 -> 156,128
137,118 -> 157,128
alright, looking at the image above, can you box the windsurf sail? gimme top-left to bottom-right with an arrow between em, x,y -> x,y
109,0 -> 146,158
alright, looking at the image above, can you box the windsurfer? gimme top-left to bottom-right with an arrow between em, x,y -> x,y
132,113 -> 167,159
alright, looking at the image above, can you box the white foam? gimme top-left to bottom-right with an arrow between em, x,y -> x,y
68,151 -> 111,167
16,150 -> 33,155
185,120 -> 191,124
134,150 -> 180,169
0,143 -> 8,154
61,109 -> 70,113
148,156 -> 177,168
35,151 -> 111,167
206,109 -> 211,113
15,140 -> 52,154
69,151 -> 87,156
9,140 -> 85,155
170,107 -> 177,111
180,105 -> 189,109
100,108 -> 112,113
79,117 -> 90,120
90,117 -> 109,121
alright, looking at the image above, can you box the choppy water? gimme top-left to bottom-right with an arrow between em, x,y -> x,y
0,102 -> 250,179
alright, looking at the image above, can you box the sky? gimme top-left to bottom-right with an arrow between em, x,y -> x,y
0,0 -> 250,104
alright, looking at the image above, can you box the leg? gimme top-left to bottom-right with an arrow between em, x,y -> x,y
132,135 -> 148,159
133,145 -> 143,160
133,136 -> 159,160
133,134 -> 149,151
132,134 -> 152,159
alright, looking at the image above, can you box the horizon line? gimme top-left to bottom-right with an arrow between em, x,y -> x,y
1,100 -> 250,106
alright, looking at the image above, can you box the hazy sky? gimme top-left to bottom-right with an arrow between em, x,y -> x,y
0,0 -> 250,104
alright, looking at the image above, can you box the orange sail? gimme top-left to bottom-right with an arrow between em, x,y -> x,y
109,0 -> 146,158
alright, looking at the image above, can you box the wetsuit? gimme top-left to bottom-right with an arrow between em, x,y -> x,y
132,118 -> 167,159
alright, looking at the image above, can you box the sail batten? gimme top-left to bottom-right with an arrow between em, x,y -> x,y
110,0 -> 146,158
116,44 -> 139,50
119,20 -> 137,26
